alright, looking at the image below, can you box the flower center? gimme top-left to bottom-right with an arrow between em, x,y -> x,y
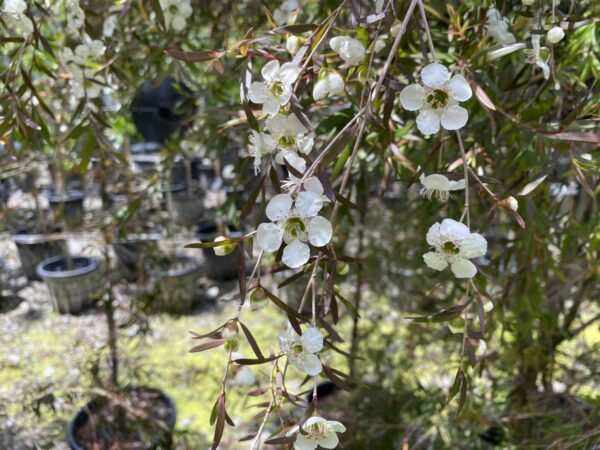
306,423 -> 327,440
278,135 -> 297,148
269,80 -> 285,98
284,217 -> 307,240
442,241 -> 460,255
426,89 -> 449,110
292,344 -> 303,354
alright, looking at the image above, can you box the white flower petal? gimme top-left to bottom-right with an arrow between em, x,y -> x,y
302,352 -> 323,376
399,83 -> 426,111
439,218 -> 470,240
329,421 -> 347,433
261,60 -> 280,81
423,251 -> 448,271
460,233 -> 487,258
256,222 -> 284,252
416,108 -> 441,135
426,222 -> 442,246
329,36 -> 344,53
422,174 -> 450,191
448,74 -> 472,102
301,327 -> 323,353
282,239 -> 310,268
451,258 -> 477,278
266,194 -> 293,221
248,82 -> 268,103
448,179 -> 466,191
262,99 -> 281,116
296,191 -> 323,217
278,62 -> 301,84
285,113 -> 308,135
326,72 -> 345,95
304,177 -> 324,196
312,79 -> 327,100
308,216 -> 332,247
294,434 -> 319,450
319,432 -> 340,449
440,105 -> 468,130
421,63 -> 449,89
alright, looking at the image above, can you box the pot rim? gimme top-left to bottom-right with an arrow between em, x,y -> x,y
161,255 -> 203,277
48,190 -> 85,203
66,385 -> 176,450
11,232 -> 65,245
197,222 -> 243,240
36,256 -> 99,279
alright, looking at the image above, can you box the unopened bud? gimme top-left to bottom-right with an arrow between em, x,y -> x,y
222,322 -> 239,340
501,196 -> 519,212
214,236 -> 236,256
337,262 -> 349,275
250,289 -> 268,311
224,338 -> 239,352
547,26 -> 565,44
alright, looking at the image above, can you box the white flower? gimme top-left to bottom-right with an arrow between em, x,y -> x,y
329,36 -> 365,66
248,60 -> 300,116
63,0 -> 85,37
313,70 -> 345,101
256,182 -> 331,268
159,0 -> 192,32
547,26 -> 565,44
399,63 -> 472,135
423,218 -> 487,278
265,112 -> 314,165
103,14 -> 118,37
287,416 -> 346,450
278,326 -> 324,376
526,35 -> 549,80
3,0 -> 33,37
485,8 -> 516,45
420,173 -> 465,202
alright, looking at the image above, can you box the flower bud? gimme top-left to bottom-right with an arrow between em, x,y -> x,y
286,35 -> 305,55
390,20 -> 402,37
336,262 -> 349,275
250,289 -> 268,311
224,338 -> 239,352
547,26 -> 565,44
447,317 -> 465,334
214,236 -> 236,256
501,196 -> 519,212
222,322 -> 239,340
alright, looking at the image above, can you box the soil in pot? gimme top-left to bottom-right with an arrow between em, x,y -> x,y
11,230 -> 67,281
196,223 -> 244,281
37,255 -> 102,314
68,386 -> 176,450
48,190 -> 85,230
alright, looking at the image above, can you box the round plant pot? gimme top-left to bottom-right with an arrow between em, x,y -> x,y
112,234 -> 161,281
36,256 -> 102,314
67,386 -> 176,450
168,191 -> 205,227
154,255 -> 203,313
197,223 -> 243,281
11,232 -> 67,281
48,190 -> 85,230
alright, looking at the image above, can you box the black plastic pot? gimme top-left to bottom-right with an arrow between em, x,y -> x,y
36,256 -> 102,314
11,232 -> 67,281
48,190 -> 85,230
67,386 -> 176,450
154,255 -> 203,313
130,76 -> 195,144
196,223 -> 243,281
168,190 -> 205,227
112,234 -> 161,281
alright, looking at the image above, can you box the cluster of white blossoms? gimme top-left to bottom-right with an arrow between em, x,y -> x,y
59,35 -> 107,99
2,0 -> 34,37
249,112 -> 314,174
485,8 -> 516,45
287,416 -> 346,450
248,60 -> 301,116
313,70 -> 345,101
256,177 -> 332,269
159,0 -> 193,32
329,36 -> 366,66
400,63 -> 472,135
278,326 -> 324,376
423,219 -> 487,279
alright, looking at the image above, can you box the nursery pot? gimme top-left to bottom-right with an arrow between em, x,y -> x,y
48,190 -> 85,230
168,189 -> 205,227
36,256 -> 102,314
112,234 -> 161,281
11,232 -> 67,281
154,255 -> 203,313
67,386 -> 176,450
196,223 -> 243,281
